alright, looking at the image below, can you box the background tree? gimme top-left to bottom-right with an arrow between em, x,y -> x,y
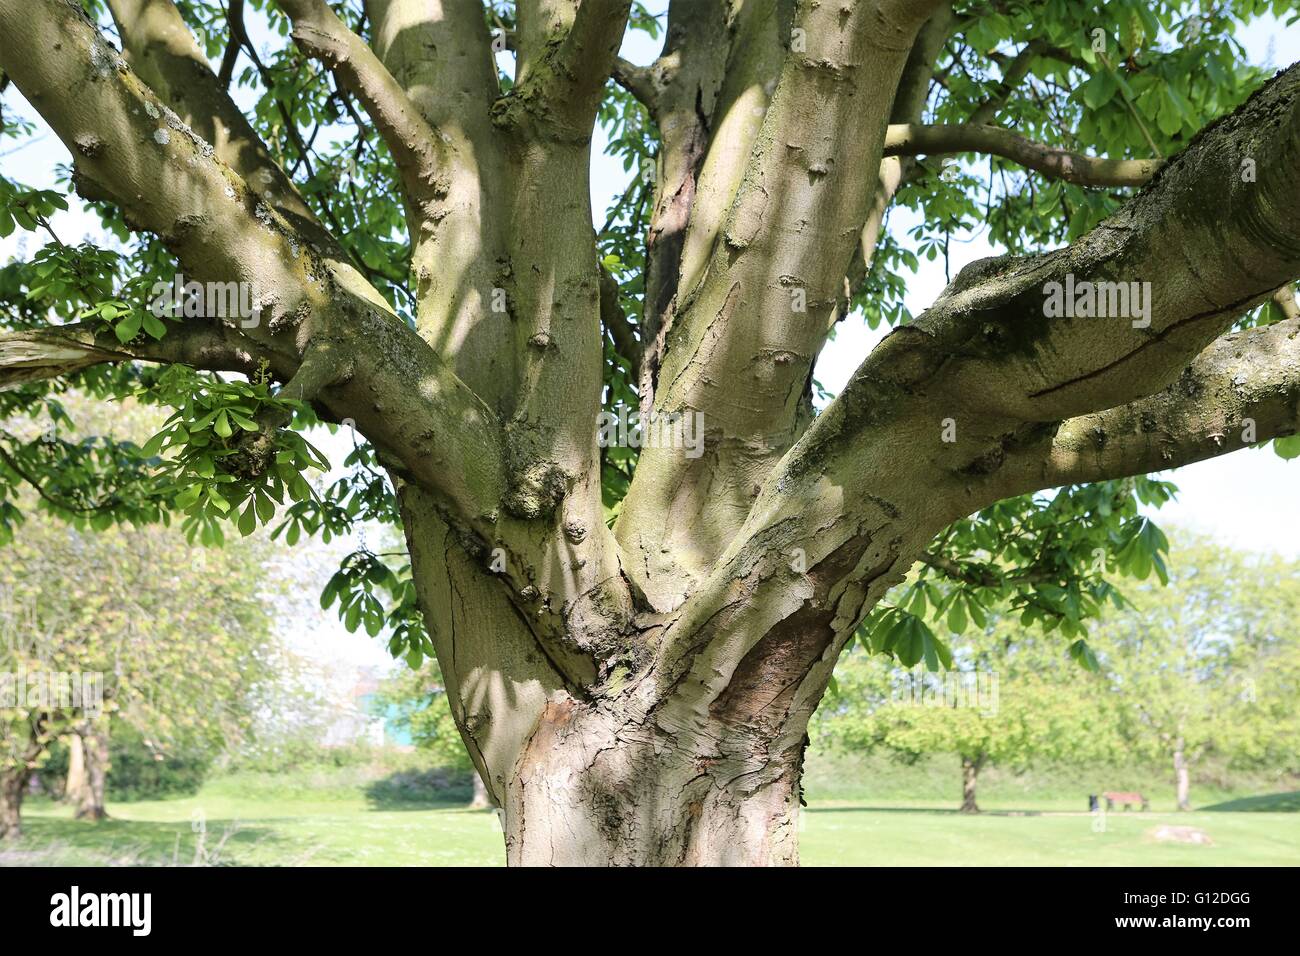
816,618 -> 1118,812
1,0 -> 1299,863
1091,537 -> 1300,810
0,501 -> 279,832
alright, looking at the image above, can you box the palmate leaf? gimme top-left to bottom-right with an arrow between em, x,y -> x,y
861,607 -> 954,672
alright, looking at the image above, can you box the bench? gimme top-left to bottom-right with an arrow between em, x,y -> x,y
1099,790 -> 1149,811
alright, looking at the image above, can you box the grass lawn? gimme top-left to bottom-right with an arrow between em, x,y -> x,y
7,785 -> 1299,866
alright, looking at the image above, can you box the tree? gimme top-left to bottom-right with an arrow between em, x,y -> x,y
815,622 -> 1117,812
0,504 -> 278,835
0,0 -> 1298,864
1092,537 -> 1300,810
64,715 -> 111,820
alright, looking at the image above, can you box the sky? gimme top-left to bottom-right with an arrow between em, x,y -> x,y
0,6 -> 1297,677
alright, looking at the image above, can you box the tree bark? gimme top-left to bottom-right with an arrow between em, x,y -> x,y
960,755 -> 982,814
1173,738 -> 1191,812
0,768 -> 27,841
65,721 -> 110,821
502,699 -> 805,866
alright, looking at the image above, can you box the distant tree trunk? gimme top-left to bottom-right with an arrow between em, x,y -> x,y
468,770 -> 493,810
1173,738 -> 1191,811
0,768 -> 27,840
960,755 -> 984,813
65,721 -> 110,821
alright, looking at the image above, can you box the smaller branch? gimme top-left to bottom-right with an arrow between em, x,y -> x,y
217,0 -> 246,88
919,551 -> 999,588
1097,51 -> 1162,159
883,123 -> 1162,187
274,0 -> 444,205
968,39 -> 1086,125
0,436 -> 118,515
0,323 -> 271,392
599,263 -> 642,370
611,56 -> 658,112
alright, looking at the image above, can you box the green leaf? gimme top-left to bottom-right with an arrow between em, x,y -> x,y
114,313 -> 143,343
142,312 -> 168,340
1082,70 -> 1119,109
213,410 -> 233,439
140,431 -> 168,458
947,596 -> 968,635
237,499 -> 257,536
1273,435 -> 1300,460
1069,639 -> 1100,672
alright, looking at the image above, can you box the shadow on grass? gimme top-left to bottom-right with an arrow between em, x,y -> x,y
361,769 -> 484,811
1200,791 -> 1300,812
7,814 -> 287,866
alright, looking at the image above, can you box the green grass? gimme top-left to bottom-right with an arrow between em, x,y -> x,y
10,754 -> 1300,868
799,804 -> 1300,866
11,796 -> 1298,867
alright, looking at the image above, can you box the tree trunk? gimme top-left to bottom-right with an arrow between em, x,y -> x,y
501,699 -> 805,866
65,721 -> 110,821
0,769 -> 27,841
1173,738 -> 1191,812
960,755 -> 983,814
468,771 -> 493,810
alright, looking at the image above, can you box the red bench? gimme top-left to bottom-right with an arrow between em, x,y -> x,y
1102,790 -> 1149,811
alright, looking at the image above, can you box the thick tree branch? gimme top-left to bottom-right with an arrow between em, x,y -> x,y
365,0 -> 501,134
362,2 -> 517,416
998,318 -> 1300,490
635,0 -> 730,401
837,4 -> 955,326
498,0 -> 632,137
0,0 -> 505,534
652,60 -> 1300,715
672,0 -> 794,305
103,0 -> 387,312
618,0 -> 946,608
884,123 -> 1162,187
106,0 -> 316,232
